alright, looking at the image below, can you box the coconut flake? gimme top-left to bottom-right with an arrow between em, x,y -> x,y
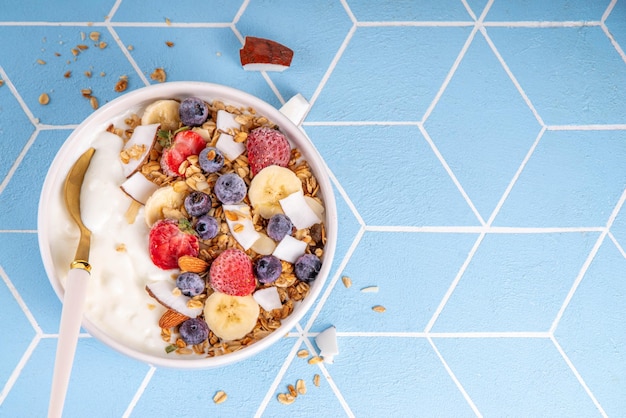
120,172 -> 159,205
145,280 -> 202,318
279,93 -> 309,126
253,287 -> 282,312
222,204 -> 261,250
239,36 -> 293,72
272,235 -> 307,263
280,190 -> 321,230
120,123 -> 159,177
315,326 -> 339,364
215,110 -> 245,160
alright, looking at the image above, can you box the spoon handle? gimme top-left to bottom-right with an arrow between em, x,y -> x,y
48,267 -> 90,418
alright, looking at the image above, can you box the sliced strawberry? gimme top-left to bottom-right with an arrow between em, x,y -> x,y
161,130 -> 206,177
149,219 -> 199,270
246,127 -> 291,176
209,248 -> 256,296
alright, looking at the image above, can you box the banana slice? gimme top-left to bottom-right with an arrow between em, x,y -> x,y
248,165 -> 302,219
141,99 -> 181,132
144,185 -> 186,227
203,291 -> 260,341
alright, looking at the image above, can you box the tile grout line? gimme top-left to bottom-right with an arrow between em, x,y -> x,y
364,225 -> 606,234
121,365 -> 156,418
550,336 -> 608,417
331,331 -> 552,338
601,0 -> 618,23
428,337 -> 482,417
460,0 -> 478,21
607,231 -> 626,259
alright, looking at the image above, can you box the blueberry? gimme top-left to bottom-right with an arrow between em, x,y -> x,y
195,214 -> 219,240
266,214 -> 293,241
198,147 -> 224,173
184,191 -> 212,217
254,255 -> 282,284
294,254 -> 322,282
179,97 -> 209,127
214,173 -> 247,204
176,272 -> 205,297
178,318 -> 209,345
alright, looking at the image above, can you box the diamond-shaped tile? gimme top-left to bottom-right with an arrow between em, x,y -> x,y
0,26 -> 141,125
310,231 -> 479,333
111,0 -> 243,22
236,0 -> 353,102
0,129 -> 69,230
346,0 -> 473,21
329,337 -> 476,416
0,81 -> 35,185
487,26 -> 626,125
0,233 -> 62,334
113,26 -> 279,105
424,32 -> 542,220
555,239 -> 626,417
485,0 -> 611,21
434,337 -> 601,416
493,130 -> 626,227
0,338 -> 149,417
0,0 -> 116,22
0,265 -> 36,387
304,124 -> 479,226
132,336 -> 296,415
432,232 -> 599,332
308,26 -> 471,121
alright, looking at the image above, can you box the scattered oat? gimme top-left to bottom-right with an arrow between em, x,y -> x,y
36,59 -> 46,65
341,276 -> 352,288
165,17 -> 171,25
81,88 -> 92,97
115,243 -> 127,252
287,384 -> 297,398
89,31 -> 100,42
100,72 -> 106,77
115,78 -> 128,92
361,286 -> 379,293
372,305 -> 386,313
150,67 -> 166,83
213,390 -> 227,404
297,349 -> 309,358
54,52 -> 61,57
84,70 -> 92,78
313,374 -> 320,387
64,70 -> 71,78
296,379 -> 306,395
277,393 -> 295,405
99,41 -> 107,49
127,44 -> 134,51
90,96 -> 99,110
165,41 -> 174,47
77,44 -> 88,50
0,80 -> 4,87
71,48 -> 80,56
308,356 -> 323,365
38,93 -> 50,105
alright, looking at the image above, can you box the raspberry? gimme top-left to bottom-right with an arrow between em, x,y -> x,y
209,249 -> 256,296
149,219 -> 199,270
246,127 -> 291,176
160,130 -> 206,177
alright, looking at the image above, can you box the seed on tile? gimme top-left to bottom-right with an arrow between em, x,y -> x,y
165,17 -> 171,25
287,384 -> 297,397
313,374 -> 320,387
213,390 -> 227,404
115,78 -> 128,92
277,393 -> 295,405
308,356 -> 323,365
84,70 -> 92,78
99,41 -> 107,49
36,59 -> 46,65
0,80 -> 5,87
81,88 -> 92,98
296,379 -> 306,395
341,276 -> 352,288
90,96 -> 99,110
89,31 -> 100,42
165,41 -> 174,47
150,67 -> 166,83
372,305 -> 386,313
63,70 -> 71,78
38,93 -> 50,105
71,48 -> 79,56
77,44 -> 88,50
297,349 -> 309,358
361,286 -> 379,293
127,44 -> 134,51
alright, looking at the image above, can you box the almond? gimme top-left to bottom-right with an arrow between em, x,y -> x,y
178,255 -> 209,273
158,309 -> 189,328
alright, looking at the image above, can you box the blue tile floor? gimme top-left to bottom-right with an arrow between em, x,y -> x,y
1,0 -> 626,416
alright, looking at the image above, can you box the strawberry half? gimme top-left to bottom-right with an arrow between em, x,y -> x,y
149,219 -> 199,270
209,248 -> 256,296
161,130 -> 206,177
246,127 -> 291,176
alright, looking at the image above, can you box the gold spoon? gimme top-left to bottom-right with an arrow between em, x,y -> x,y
48,147 -> 95,418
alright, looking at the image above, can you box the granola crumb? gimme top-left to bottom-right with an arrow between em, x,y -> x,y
0,80 -> 4,87
150,67 -> 166,83
308,356 -> 323,365
90,96 -> 99,110
341,276 -> 352,288
297,349 -> 309,358
313,374 -> 320,387
84,70 -> 92,78
165,41 -> 174,47
36,59 -> 46,65
63,70 -> 71,78
38,93 -> 50,105
165,17 -> 171,25
115,78 -> 128,92
372,305 -> 386,313
127,44 -> 134,51
213,390 -> 227,404
89,31 -> 100,42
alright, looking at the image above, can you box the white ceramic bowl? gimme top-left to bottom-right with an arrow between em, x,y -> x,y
38,82 -> 337,368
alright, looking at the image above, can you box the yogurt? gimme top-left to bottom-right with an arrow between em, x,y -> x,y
50,131 -> 172,357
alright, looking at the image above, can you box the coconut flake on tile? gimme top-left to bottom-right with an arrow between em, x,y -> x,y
222,204 -> 261,250
120,172 -> 159,205
315,325 -> 338,364
279,93 -> 309,126
239,36 -> 293,72
120,123 -> 159,178
272,235 -> 307,263
280,190 -> 321,230
253,287 -> 282,312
